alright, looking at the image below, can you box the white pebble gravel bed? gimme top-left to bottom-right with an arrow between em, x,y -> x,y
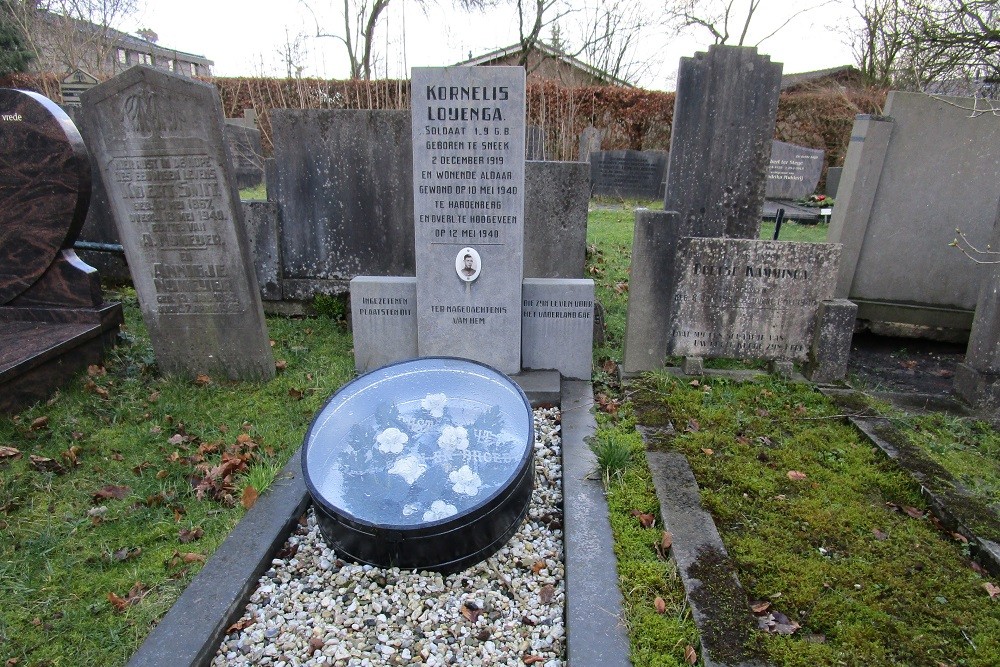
212,407 -> 565,667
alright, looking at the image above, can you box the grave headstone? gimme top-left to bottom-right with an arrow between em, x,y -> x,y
829,93 -> 1000,331
825,166 -> 842,198
350,276 -> 417,373
271,109 -> 414,296
526,125 -> 545,160
589,150 -> 668,200
523,161 -> 589,279
411,66 -> 526,375
669,238 -> 842,361
80,66 -> 274,380
578,125 -> 604,163
223,120 -> 264,190
765,140 -> 824,200
663,45 -> 782,239
1,88 -> 122,413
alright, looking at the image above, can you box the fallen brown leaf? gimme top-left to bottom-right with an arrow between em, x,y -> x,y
661,531 -> 673,551
985,582 -> 1000,599
630,510 -> 655,528
684,644 -> 698,664
531,560 -> 545,574
275,359 -> 288,372
30,416 -> 49,431
288,387 -> 304,400
241,485 -> 259,510
701,447 -> 714,456
786,470 -> 807,481
179,526 -> 204,543
750,600 -> 771,614
194,374 -> 212,386
29,455 -> 66,474
523,656 -> 545,665
539,584 -> 555,604
111,547 -> 141,562
93,485 -> 130,503
685,418 -> 700,432
903,506 -> 925,519
873,529 -> 888,541
654,596 -> 666,614
0,445 -> 22,464
460,601 -> 481,623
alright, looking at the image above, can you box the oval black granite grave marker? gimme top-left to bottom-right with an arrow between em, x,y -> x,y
0,89 -> 90,304
302,357 -> 534,573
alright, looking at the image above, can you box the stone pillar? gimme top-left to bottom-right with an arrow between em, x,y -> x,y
806,299 -> 858,384
955,220 -> 1000,407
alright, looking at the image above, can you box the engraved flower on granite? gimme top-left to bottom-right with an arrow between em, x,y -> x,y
376,427 -> 409,454
423,499 -> 458,521
421,392 -> 447,418
449,465 -> 482,496
437,425 -> 469,452
388,454 -> 427,485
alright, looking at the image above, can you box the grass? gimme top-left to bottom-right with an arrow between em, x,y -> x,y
0,288 -> 355,666
584,200 -> 1000,666
239,182 -> 267,201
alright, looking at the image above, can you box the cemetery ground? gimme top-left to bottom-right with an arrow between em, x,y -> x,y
0,204 -> 998,667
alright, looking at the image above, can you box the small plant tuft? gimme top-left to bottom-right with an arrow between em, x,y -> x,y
312,293 -> 348,322
590,431 -> 634,485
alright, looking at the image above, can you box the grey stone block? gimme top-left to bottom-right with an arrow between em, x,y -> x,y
807,298 -> 857,383
769,359 -> 794,378
242,201 -> 281,301
524,161 -> 589,279
954,363 -> 1000,409
521,278 -> 594,380
681,356 -> 704,375
664,45 -> 781,239
349,276 -> 417,373
825,166 -> 842,198
80,65 -> 274,381
622,209 -> 683,374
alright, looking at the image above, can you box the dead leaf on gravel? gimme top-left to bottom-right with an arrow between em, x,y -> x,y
523,656 -> 544,665
460,600 -> 482,623
539,584 -> 555,604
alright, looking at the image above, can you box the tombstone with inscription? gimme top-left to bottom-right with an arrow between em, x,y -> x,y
765,140 -> 824,200
623,45 -> 783,374
589,150 -> 668,200
80,66 -> 274,381
350,66 -> 595,381
1,89 -> 123,413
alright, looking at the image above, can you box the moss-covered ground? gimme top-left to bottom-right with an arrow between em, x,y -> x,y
587,204 -> 1000,667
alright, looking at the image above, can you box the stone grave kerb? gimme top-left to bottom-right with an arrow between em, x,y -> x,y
80,65 -> 274,381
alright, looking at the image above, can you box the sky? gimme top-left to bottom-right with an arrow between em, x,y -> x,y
133,0 -> 859,91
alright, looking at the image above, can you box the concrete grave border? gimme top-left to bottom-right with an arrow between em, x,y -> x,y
127,380 -> 630,667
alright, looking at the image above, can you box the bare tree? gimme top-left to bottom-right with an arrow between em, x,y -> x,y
10,0 -> 140,83
848,0 -> 999,90
664,0 -> 835,47
577,0 -> 655,84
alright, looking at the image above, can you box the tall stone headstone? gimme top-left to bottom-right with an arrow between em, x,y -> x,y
410,67 -> 526,375
663,45 -> 782,239
955,215 -> 1000,408
80,66 -> 274,380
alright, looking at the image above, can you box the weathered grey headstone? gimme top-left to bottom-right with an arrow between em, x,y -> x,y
223,121 -> 264,190
663,45 -> 782,238
806,299 -> 858,383
590,150 -> 668,200
526,125 -> 545,160
521,279 -> 594,380
524,161 -> 589,278
350,276 -> 417,373
242,201 -> 281,301
411,67 -> 526,374
669,238 -> 841,361
825,167 -> 842,198
578,125 -> 604,163
765,140 -> 824,200
829,93 -> 1000,330
80,66 -> 274,380
272,109 -> 414,281
622,209 -> 684,374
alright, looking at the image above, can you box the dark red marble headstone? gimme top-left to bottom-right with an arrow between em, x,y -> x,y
0,89 -> 91,304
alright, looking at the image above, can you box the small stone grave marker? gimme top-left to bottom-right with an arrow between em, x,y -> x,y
80,66 -> 274,380
765,140 -> 824,200
589,150 -> 668,200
